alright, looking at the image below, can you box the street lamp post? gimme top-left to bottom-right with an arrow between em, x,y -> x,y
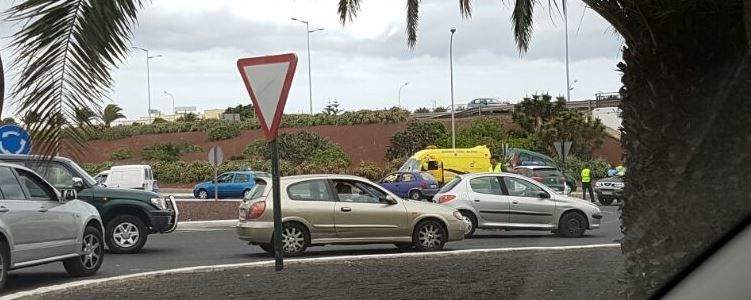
163,90 -> 175,115
397,82 -> 408,108
291,18 -> 324,115
133,47 -> 162,120
449,28 -> 457,150
564,2 -> 571,102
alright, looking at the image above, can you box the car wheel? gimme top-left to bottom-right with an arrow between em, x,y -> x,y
459,211 -> 477,238
599,197 -> 614,206
280,223 -> 308,257
394,243 -> 413,251
558,211 -> 588,238
258,244 -> 274,254
243,189 -> 252,199
0,239 -> 8,290
106,215 -> 148,254
197,189 -> 208,199
409,190 -> 422,200
412,219 -> 447,252
64,226 -> 104,277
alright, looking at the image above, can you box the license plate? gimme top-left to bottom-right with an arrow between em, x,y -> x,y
601,190 -> 612,195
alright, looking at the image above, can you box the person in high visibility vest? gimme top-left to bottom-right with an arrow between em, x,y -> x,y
581,164 -> 595,202
615,164 -> 626,176
489,155 -> 503,173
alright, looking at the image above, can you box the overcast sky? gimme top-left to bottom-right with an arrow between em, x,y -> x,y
1,0 -> 623,119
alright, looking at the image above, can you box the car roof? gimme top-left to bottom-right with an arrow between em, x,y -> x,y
515,165 -> 558,170
0,162 -> 35,173
281,174 -> 370,181
0,154 -> 74,164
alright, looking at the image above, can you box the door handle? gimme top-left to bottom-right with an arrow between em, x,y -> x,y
0,206 -> 8,213
38,207 -> 48,212
340,207 -> 352,212
474,199 -> 481,202
512,201 -> 519,205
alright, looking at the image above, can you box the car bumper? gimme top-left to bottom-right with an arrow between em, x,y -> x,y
236,220 -> 274,244
447,219 -> 467,241
420,188 -> 440,197
149,196 -> 179,233
589,213 -> 602,230
595,188 -> 623,199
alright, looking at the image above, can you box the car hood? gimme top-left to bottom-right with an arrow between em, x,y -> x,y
402,199 -> 456,215
596,176 -> 623,183
194,182 -> 212,188
555,195 -> 601,212
88,186 -> 158,201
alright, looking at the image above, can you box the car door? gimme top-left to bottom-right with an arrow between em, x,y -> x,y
332,179 -> 409,239
232,173 -> 252,198
0,166 -> 44,263
378,173 -> 400,196
467,176 -> 510,224
397,173 -> 417,196
285,179 -> 337,240
215,173 -> 234,198
501,176 -> 556,226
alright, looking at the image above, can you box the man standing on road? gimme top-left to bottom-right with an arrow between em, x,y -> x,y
581,165 -> 595,203
489,155 -> 503,173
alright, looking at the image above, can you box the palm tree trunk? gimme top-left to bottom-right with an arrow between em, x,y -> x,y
595,0 -> 751,297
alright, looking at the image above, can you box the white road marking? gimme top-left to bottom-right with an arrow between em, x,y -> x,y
1,243 -> 620,299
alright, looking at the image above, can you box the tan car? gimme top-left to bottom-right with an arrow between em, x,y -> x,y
236,174 -> 466,256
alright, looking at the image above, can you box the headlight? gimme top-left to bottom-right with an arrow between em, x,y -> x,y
151,197 -> 167,209
614,183 -> 625,188
453,211 -> 464,220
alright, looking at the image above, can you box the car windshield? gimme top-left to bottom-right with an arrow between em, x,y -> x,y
531,168 -> 561,178
438,177 -> 462,193
245,180 -> 267,200
418,172 -> 436,181
399,158 -> 421,172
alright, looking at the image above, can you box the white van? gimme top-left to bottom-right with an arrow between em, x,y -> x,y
104,165 -> 159,193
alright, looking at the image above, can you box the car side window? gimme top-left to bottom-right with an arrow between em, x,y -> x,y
17,169 -> 57,201
382,174 -> 398,183
333,180 -> 382,204
28,162 -> 75,190
234,174 -> 251,183
502,177 -> 544,197
0,167 -> 25,200
287,180 -> 332,201
217,173 -> 234,183
469,176 -> 503,195
400,173 -> 415,182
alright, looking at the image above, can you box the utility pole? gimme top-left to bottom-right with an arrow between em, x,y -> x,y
291,18 -> 324,114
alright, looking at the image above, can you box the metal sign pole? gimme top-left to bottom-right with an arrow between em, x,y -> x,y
214,167 -> 218,201
271,137 -> 283,271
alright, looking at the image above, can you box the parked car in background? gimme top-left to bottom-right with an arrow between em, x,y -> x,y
0,154 -> 178,254
93,170 -> 109,185
432,173 -> 601,238
595,176 -> 624,205
467,98 -> 505,109
399,146 -> 491,184
505,148 -> 577,191
236,174 -> 466,256
193,171 -> 257,199
0,163 -> 104,289
377,171 -> 440,200
103,165 -> 159,194
513,166 -> 570,194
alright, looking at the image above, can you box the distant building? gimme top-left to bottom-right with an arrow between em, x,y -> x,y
203,109 -> 225,120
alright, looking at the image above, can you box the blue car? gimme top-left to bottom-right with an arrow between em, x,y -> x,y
377,171 -> 440,200
193,171 -> 257,199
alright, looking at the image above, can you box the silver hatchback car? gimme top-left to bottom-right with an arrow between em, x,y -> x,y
433,173 -> 601,238
0,163 -> 104,289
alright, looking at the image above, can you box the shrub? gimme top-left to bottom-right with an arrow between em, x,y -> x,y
142,143 -> 202,162
110,148 -> 133,161
152,117 -> 168,124
556,156 -> 611,180
82,162 -> 115,176
386,121 -> 448,160
354,161 -> 388,181
207,122 -> 241,141
244,131 -> 350,165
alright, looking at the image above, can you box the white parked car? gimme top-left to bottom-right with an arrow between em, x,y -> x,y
432,172 -> 602,238
0,163 -> 104,289
103,165 -> 159,193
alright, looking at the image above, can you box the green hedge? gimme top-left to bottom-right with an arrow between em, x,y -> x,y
244,131 -> 350,166
207,122 -> 241,141
555,156 -> 611,179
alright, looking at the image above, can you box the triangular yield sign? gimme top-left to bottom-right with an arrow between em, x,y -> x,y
237,53 -> 298,141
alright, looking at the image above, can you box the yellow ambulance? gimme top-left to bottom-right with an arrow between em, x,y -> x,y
398,146 -> 491,184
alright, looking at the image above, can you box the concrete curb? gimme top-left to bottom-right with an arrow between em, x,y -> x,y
176,220 -> 236,231
1,243 -> 621,299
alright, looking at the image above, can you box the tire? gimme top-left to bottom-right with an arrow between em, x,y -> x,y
197,189 -> 208,199
409,190 -> 422,200
599,197 -> 614,206
106,215 -> 148,254
394,243 -> 413,251
279,223 -> 309,257
0,239 -> 8,290
64,226 -> 104,277
558,211 -> 588,238
412,219 -> 447,252
259,244 -> 274,254
243,189 -> 252,199
459,211 -> 478,238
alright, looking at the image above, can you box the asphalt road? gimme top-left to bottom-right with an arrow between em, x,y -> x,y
3,206 -> 621,296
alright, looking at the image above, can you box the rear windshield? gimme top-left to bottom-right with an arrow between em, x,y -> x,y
438,177 -> 462,193
245,179 -> 267,200
419,172 -> 436,181
532,169 -> 561,177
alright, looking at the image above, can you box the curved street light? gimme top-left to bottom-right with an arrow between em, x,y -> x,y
398,82 -> 408,108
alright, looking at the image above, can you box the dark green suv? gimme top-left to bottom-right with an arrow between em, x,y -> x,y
0,155 -> 178,254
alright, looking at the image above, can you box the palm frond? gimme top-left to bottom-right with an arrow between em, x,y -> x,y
0,55 -> 4,116
4,0 -> 144,158
406,0 -> 421,48
512,0 -> 536,52
337,0 -> 361,24
459,0 -> 472,18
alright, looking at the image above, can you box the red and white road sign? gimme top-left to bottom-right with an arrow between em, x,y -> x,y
237,53 -> 298,141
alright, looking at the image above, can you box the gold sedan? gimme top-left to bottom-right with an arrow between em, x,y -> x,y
236,174 -> 467,256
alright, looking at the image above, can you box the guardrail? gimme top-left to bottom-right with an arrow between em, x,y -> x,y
411,98 -> 621,119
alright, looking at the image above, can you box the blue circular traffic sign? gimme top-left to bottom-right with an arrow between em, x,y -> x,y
0,125 -> 32,155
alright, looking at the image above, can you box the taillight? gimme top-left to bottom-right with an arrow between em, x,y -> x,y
531,176 -> 544,182
247,201 -> 266,219
438,195 -> 456,203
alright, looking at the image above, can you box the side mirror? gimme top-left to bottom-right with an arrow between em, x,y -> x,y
72,177 -> 84,191
537,191 -> 551,199
383,195 -> 398,204
62,189 -> 77,201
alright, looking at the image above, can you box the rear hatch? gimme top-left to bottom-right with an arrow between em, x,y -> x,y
238,178 -> 270,221
530,168 -> 565,191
